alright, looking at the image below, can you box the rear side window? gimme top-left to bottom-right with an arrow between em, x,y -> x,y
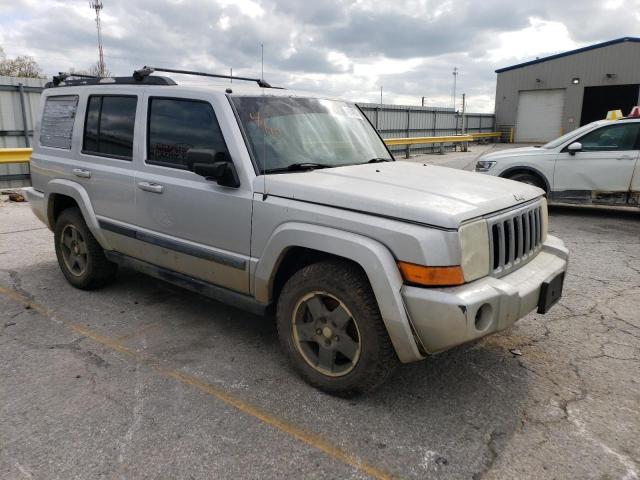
578,123 -> 640,152
40,95 -> 78,149
147,98 -> 229,169
83,95 -> 137,159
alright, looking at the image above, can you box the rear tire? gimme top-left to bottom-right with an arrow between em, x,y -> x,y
54,207 -> 117,290
276,260 -> 398,397
507,172 -> 546,192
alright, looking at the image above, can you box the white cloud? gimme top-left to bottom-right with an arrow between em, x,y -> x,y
1,0 -> 639,113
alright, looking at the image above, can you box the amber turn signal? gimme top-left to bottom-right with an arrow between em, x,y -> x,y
397,262 -> 465,287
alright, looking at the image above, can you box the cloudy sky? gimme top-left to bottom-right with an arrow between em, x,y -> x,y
1,0 -> 639,111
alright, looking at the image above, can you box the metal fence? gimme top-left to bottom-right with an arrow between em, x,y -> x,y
0,77 -> 497,188
0,76 -> 46,188
356,103 -> 495,155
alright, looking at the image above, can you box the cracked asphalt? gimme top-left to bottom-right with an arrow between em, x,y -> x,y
0,198 -> 638,479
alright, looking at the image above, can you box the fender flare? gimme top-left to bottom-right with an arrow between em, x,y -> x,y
499,166 -> 551,193
44,179 -> 113,250
253,222 -> 425,363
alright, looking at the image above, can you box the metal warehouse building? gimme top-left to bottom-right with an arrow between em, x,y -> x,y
494,37 -> 640,143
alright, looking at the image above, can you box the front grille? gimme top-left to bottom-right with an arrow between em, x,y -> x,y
487,201 -> 544,276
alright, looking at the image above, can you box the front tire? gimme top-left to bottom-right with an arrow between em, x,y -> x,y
507,172 -> 546,192
54,207 -> 117,290
276,260 -> 398,397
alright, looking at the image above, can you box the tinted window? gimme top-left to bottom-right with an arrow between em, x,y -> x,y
147,98 -> 228,168
83,95 -> 137,159
83,96 -> 100,152
40,95 -> 78,149
578,123 -> 640,152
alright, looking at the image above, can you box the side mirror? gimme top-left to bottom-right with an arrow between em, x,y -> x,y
567,142 -> 582,155
186,149 -> 240,187
192,161 -> 240,188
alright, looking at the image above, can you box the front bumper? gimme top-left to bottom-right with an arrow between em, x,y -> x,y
402,235 -> 568,354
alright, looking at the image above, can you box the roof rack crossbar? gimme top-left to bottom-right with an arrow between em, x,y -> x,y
134,66 -> 274,88
53,71 -> 100,86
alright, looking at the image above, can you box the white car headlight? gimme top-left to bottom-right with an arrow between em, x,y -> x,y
475,160 -> 496,172
459,220 -> 490,282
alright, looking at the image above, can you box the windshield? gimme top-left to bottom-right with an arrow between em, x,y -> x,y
230,96 -> 392,173
542,123 -> 599,149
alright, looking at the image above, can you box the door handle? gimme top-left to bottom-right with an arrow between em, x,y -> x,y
72,168 -> 91,178
137,181 -> 164,193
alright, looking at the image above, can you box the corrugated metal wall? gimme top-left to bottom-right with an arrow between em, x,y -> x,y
357,103 -> 495,154
0,78 -> 496,189
0,76 -> 46,188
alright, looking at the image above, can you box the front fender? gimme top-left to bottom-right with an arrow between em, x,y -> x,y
44,179 -> 113,250
253,222 -> 425,363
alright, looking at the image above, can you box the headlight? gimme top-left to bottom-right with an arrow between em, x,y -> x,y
475,160 -> 496,172
459,220 -> 490,282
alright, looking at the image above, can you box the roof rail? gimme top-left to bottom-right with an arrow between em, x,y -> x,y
45,74 -> 177,89
133,66 -> 278,88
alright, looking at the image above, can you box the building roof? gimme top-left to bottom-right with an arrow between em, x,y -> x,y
495,37 -> 640,74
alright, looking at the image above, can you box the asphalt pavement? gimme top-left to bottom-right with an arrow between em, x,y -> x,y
1,186 -> 638,479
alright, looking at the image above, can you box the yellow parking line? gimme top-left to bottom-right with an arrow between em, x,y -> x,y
115,323 -> 162,342
0,285 -> 393,480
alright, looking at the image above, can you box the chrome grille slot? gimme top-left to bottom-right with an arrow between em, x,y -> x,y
487,200 -> 545,276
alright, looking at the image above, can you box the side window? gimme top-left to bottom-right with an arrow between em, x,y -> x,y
40,95 -> 79,149
577,123 -> 640,152
147,98 -> 229,169
82,95 -> 137,159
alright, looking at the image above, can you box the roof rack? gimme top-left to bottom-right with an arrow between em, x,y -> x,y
45,73 -> 177,89
133,66 -> 278,88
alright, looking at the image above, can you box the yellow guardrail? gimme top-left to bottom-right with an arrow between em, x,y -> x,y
0,133 -> 501,164
0,148 -> 32,164
384,132 -> 500,146
470,132 -> 501,139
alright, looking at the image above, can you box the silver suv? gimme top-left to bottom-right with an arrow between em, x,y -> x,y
25,68 -> 569,396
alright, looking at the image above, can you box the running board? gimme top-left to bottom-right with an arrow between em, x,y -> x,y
104,250 -> 268,316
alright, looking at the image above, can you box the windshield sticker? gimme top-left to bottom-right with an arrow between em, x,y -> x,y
341,105 -> 363,119
249,111 -> 282,136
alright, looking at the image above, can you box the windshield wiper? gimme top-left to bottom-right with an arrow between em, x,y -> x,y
366,158 -> 393,163
263,162 -> 333,174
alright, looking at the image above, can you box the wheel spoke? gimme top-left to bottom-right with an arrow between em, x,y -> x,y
296,321 -> 317,342
317,345 -> 336,372
336,335 -> 359,361
76,254 -> 87,272
328,307 -> 351,330
305,296 -> 328,319
77,241 -> 87,255
70,228 -> 78,242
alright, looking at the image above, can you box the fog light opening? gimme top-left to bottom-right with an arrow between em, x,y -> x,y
474,304 -> 493,331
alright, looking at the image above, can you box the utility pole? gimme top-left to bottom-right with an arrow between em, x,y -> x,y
261,44 -> 264,81
451,67 -> 458,110
89,1 -> 106,77
380,86 -> 383,105
461,93 -> 468,152
421,96 -> 426,107
230,68 -> 233,83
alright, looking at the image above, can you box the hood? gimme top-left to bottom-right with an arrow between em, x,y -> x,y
481,146 -> 551,160
257,162 -> 542,230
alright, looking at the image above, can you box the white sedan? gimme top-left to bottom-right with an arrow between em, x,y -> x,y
475,118 -> 640,206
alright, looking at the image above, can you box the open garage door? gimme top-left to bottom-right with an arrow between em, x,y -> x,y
515,89 -> 565,143
580,84 -> 640,125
